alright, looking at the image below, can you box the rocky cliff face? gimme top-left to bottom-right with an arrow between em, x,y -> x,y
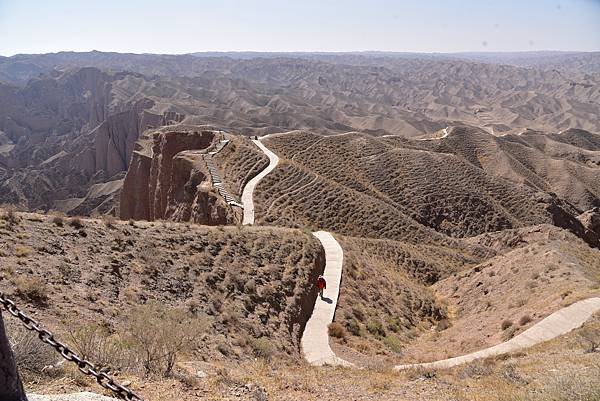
0,68 -> 185,215
120,128 -> 238,225
577,207 -> 600,247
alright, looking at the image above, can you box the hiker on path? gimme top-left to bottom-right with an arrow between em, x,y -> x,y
317,275 -> 326,299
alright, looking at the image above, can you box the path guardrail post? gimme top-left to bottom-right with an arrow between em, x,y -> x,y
0,311 -> 28,401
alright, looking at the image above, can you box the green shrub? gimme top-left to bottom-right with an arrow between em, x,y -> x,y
387,318 -> 401,333
383,335 -> 403,353
346,318 -> 362,336
366,320 -> 386,337
250,337 -> 274,359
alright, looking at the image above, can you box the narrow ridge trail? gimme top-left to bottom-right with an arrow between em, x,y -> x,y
240,134 -> 600,370
302,231 -> 354,367
240,137 -> 351,366
241,139 -> 279,225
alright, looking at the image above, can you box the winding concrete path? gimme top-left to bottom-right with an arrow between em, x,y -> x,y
241,139 -> 279,225
239,138 -> 351,366
237,133 -> 600,371
394,297 -> 600,371
301,231 -> 354,367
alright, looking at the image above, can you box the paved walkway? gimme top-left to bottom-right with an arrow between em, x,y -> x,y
238,138 -> 351,366
301,231 -> 354,367
394,297 -> 600,370
241,139 -> 279,225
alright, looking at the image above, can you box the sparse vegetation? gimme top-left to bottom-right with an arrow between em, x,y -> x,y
502,326 -> 518,341
68,324 -> 131,371
103,214 -> 116,228
0,216 -> 323,375
15,245 -> 32,258
366,320 -> 386,337
14,276 -> 48,305
250,337 -> 275,360
458,359 -> 495,379
6,319 -> 57,373
1,206 -> 19,226
51,213 -> 64,226
346,318 -> 362,336
0,44 -> 599,401
69,216 -> 84,229
383,335 -> 403,353
328,322 -> 347,339
519,314 -> 532,326
501,319 -> 514,331
126,302 -> 205,376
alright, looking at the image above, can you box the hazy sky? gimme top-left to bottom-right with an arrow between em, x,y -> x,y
0,0 -> 599,56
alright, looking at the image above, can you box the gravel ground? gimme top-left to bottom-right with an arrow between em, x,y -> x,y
28,393 -> 117,401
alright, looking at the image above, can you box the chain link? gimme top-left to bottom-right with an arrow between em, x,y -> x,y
0,292 -> 145,401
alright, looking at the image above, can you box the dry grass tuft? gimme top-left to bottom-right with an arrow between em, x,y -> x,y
250,337 -> 275,360
501,319 -> 513,330
328,322 -> 347,339
51,213 -> 64,226
1,205 -> 20,226
15,245 -> 32,258
69,216 -> 84,229
14,276 -> 48,305
102,214 -> 116,229
518,314 -> 532,326
6,319 -> 57,374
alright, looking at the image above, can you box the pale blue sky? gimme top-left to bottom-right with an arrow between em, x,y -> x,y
0,0 -> 599,56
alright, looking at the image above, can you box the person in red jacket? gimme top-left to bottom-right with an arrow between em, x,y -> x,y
317,275 -> 326,299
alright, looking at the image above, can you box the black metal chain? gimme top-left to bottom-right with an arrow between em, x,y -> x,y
0,292 -> 145,401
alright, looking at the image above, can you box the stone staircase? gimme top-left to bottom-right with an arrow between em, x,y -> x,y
202,132 -> 243,208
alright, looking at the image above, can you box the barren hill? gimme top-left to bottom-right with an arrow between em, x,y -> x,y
330,224 -> 600,367
256,130 -> 596,247
426,126 -> 600,212
401,225 -> 600,364
0,212 -> 324,360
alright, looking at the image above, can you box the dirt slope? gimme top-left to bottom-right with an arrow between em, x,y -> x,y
0,212 -> 324,360
427,126 -> 600,212
401,225 -> 600,363
258,131 -> 588,244
329,225 -> 600,367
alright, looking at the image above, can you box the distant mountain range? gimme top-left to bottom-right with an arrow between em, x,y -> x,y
0,51 -> 598,215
